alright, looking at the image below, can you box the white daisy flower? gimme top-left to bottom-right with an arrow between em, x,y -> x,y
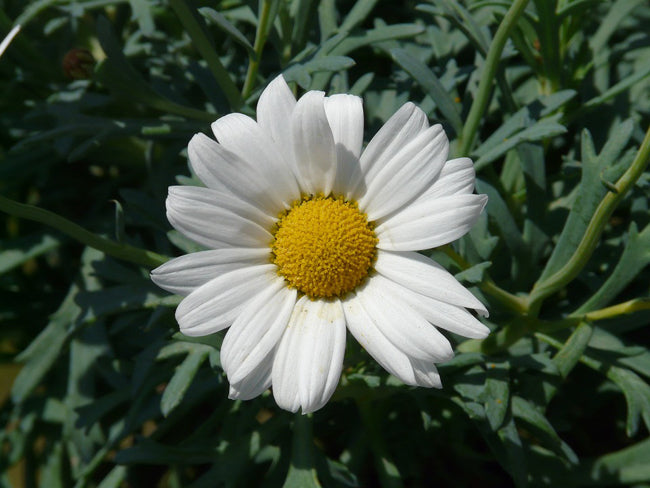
151,75 -> 489,414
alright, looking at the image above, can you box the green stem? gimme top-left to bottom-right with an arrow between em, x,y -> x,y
458,0 -> 530,155
168,0 -> 242,110
357,399 -> 404,488
575,298 -> 650,321
0,194 -> 169,268
440,245 -> 527,314
528,125 -> 650,315
242,0 -> 275,100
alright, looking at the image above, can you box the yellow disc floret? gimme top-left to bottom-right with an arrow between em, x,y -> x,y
272,196 -> 377,299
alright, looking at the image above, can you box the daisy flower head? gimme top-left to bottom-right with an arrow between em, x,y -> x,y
151,75 -> 489,414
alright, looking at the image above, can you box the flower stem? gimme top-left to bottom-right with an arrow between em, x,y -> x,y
439,245 -> 527,314
0,194 -> 169,268
528,125 -> 650,316
242,0 -> 275,100
574,298 -> 650,321
458,0 -> 530,156
357,399 -> 404,488
168,0 -> 242,110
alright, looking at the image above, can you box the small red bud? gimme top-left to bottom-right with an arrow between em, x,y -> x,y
63,48 -> 95,80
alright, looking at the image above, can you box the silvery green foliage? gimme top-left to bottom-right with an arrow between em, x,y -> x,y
1,0 -> 649,486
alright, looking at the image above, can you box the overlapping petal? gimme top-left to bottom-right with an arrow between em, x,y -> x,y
175,264 -> 278,336
291,91 -> 338,195
374,250 -> 488,315
166,186 -> 273,249
343,297 -> 417,385
257,75 -> 297,153
211,113 -> 300,207
375,193 -> 488,251
325,94 -> 365,199
188,133 -> 289,213
359,102 -> 429,183
151,248 -> 270,296
355,275 -> 454,362
228,351 -> 274,401
221,282 -> 297,384
359,124 -> 448,221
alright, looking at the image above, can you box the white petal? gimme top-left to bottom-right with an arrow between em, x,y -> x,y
271,296 -> 309,412
324,94 -> 365,200
291,91 -> 338,195
374,250 -> 488,315
228,351 -> 274,401
407,157 -> 476,210
375,194 -> 488,251
410,358 -> 442,388
359,125 -> 448,221
343,296 -> 418,385
359,102 -> 429,184
296,299 -> 346,414
355,276 -> 454,362
257,75 -> 297,154
391,281 -> 490,338
188,133 -> 283,213
430,157 -> 476,197
221,283 -> 296,385
271,297 -> 346,413
211,113 -> 300,206
166,186 -> 273,249
150,248 -> 270,296
175,264 -> 277,336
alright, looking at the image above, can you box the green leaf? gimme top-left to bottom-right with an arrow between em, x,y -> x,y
588,327 -> 650,379
0,233 -> 60,274
389,48 -> 463,134
419,0 -> 491,55
539,332 -> 650,436
11,283 -> 80,403
94,16 -> 214,122
455,261 -> 492,284
496,417 -> 528,488
539,121 -> 635,281
39,441 -> 64,488
577,222 -> 650,312
475,179 -> 528,268
511,396 -> 578,464
199,7 -> 256,58
127,0 -> 155,36
160,348 -> 210,417
475,118 -> 567,170
607,366 -> 650,436
553,322 -> 594,378
97,466 -> 128,488
339,0 -> 379,32
578,437 -> 650,485
482,362 -> 510,431
283,56 -> 356,88
455,397 -> 528,488
590,0 -> 648,53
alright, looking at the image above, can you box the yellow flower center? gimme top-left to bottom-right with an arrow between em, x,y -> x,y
271,195 -> 377,299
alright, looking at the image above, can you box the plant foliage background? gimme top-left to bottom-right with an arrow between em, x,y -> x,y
1,0 -> 650,486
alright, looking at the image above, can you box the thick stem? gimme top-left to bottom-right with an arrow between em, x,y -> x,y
242,0 -> 275,100
0,194 -> 168,268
